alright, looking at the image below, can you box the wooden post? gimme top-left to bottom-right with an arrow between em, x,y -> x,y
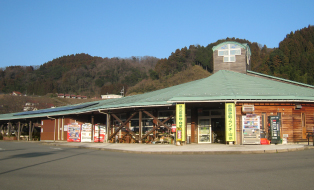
54,118 -> 56,142
57,118 -> 60,140
29,120 -> 32,141
61,117 -> 64,140
106,113 -> 110,143
139,110 -> 142,143
7,122 -> 11,136
18,121 -> 21,141
91,114 -> 94,142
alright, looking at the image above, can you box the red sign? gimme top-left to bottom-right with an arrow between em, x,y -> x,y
171,124 -> 176,132
67,123 -> 81,142
94,124 -> 106,142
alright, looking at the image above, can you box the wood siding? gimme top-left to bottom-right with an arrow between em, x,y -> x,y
235,103 -> 314,144
213,48 -> 247,74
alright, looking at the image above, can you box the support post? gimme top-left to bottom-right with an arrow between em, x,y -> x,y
91,114 -> 95,142
139,110 -> 142,143
106,113 -> 110,143
57,118 -> 60,140
29,120 -> 32,141
54,119 -> 56,142
61,117 -> 64,140
18,121 -> 21,141
7,122 -> 11,136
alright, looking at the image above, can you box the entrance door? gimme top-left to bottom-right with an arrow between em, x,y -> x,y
211,118 -> 225,143
198,119 -> 211,143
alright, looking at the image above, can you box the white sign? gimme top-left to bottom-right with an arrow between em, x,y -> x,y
81,123 -> 92,142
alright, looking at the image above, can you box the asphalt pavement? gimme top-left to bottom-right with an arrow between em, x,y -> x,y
40,141 -> 314,154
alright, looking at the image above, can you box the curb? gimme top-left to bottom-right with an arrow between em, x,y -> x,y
42,143 -> 307,155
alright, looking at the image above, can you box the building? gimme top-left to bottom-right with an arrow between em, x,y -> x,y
1,41 -> 314,145
101,94 -> 123,99
58,94 -> 65,98
12,91 -> 22,96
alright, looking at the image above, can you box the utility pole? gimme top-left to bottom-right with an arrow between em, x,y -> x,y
120,86 -> 124,97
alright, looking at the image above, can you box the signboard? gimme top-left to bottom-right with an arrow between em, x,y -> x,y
67,123 -> 81,142
225,103 -> 235,142
268,116 -> 281,144
94,124 -> 106,142
81,123 -> 92,142
242,115 -> 260,144
176,104 -> 186,141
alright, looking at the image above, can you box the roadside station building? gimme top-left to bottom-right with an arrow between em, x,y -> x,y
1,41 -> 314,145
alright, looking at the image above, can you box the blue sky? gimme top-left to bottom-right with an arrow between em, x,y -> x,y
0,0 -> 313,68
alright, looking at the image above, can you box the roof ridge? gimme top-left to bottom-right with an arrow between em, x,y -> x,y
247,70 -> 314,89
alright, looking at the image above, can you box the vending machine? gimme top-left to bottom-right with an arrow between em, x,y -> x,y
242,114 -> 261,144
268,115 -> 281,144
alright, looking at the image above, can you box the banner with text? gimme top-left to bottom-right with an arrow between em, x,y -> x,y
176,104 -> 186,141
225,103 -> 236,142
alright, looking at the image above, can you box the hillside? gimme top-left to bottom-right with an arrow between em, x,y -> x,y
0,94 -> 98,114
1,25 -> 314,114
127,65 -> 210,95
0,55 -> 159,97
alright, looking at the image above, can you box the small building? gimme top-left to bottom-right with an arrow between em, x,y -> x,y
12,91 -> 22,96
82,96 -> 87,99
101,94 -> 123,99
76,95 -> 81,99
58,94 -> 65,98
65,94 -> 70,98
71,95 -> 76,99
23,103 -> 36,111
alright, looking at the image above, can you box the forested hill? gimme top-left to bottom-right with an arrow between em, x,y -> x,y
0,25 -> 313,98
149,25 -> 314,87
259,25 -> 314,84
0,54 -> 159,97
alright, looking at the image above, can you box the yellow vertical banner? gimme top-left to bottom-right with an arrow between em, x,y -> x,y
225,103 -> 235,142
176,104 -> 186,141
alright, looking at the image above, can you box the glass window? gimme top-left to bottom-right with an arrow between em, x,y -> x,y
223,57 -> 229,62
158,111 -> 173,117
230,56 -> 235,62
211,110 -> 222,115
230,50 -> 240,55
198,110 -> 210,116
218,50 -> 228,56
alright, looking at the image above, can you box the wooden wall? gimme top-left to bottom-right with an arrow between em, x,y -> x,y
213,48 -> 247,74
41,117 -> 77,141
235,102 -> 314,144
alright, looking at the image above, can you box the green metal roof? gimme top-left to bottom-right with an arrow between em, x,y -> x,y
1,70 -> 314,121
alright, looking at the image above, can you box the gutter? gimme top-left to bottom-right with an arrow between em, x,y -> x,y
167,100 -> 314,103
98,110 -> 109,143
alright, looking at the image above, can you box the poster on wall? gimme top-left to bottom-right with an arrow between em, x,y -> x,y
81,123 -> 92,142
67,123 -> 81,142
94,124 -> 106,142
